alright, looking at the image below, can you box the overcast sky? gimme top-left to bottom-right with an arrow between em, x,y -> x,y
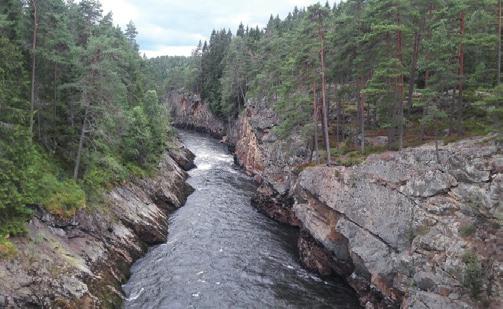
99,0 -> 336,58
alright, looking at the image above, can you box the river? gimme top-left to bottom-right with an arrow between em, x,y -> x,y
122,130 -> 360,308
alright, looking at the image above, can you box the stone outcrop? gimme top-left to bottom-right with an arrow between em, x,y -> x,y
251,182 -> 300,226
166,91 -> 503,308
293,135 -> 502,308
166,92 -> 226,138
0,141 -> 195,308
231,98 -> 310,194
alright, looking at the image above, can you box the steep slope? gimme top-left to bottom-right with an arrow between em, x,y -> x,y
0,141 -> 195,308
293,136 -> 502,308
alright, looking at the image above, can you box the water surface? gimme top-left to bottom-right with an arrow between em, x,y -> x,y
123,130 -> 360,308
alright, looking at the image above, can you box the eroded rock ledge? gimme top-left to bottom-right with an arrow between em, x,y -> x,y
0,140 -> 195,308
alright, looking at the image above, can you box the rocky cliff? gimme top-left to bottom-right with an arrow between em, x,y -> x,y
166,92 -> 226,138
165,93 -> 503,308
0,140 -> 195,308
293,136 -> 502,308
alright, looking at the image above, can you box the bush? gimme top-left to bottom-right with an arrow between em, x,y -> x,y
43,180 -> 86,218
462,251 -> 484,299
27,148 -> 86,218
0,236 -> 16,259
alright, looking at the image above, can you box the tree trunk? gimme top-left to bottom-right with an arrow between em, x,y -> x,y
358,78 -> 365,153
312,81 -> 320,165
319,26 -> 331,165
53,63 -> 58,121
335,83 -> 342,144
406,26 -> 423,113
498,0 -> 502,84
424,3 -> 434,88
396,11 -> 404,150
458,11 -> 465,133
435,131 -> 440,164
30,0 -> 38,137
74,105 -> 89,180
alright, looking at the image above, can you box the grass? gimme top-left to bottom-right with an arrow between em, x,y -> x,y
0,236 -> 17,259
459,223 -> 477,238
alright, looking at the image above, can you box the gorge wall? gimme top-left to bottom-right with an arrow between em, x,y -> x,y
0,140 -> 195,308
166,92 -> 503,309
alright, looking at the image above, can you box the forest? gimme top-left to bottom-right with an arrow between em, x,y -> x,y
1,0 -> 503,254
159,0 -> 503,165
0,0 -> 170,251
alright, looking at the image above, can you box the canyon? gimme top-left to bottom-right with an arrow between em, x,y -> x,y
167,91 -> 503,309
0,90 -> 501,309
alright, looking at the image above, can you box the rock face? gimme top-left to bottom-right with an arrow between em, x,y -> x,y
0,142 -> 195,308
231,98 -> 310,194
166,92 -> 226,138
167,92 -> 503,308
294,135 -> 503,308
251,183 -> 300,226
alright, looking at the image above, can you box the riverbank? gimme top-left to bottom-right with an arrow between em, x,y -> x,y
0,140 -> 195,308
166,91 -> 503,309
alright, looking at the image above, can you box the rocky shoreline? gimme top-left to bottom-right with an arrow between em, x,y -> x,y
166,91 -> 503,309
0,140 -> 195,308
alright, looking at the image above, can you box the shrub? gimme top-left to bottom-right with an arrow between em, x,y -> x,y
462,251 -> 484,299
0,236 -> 16,259
43,180 -> 86,218
27,149 -> 86,218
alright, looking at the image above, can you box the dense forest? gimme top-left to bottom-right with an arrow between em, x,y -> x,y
0,0 -> 171,252
159,0 -> 503,165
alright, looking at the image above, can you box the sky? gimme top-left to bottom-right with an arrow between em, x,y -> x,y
99,0 -> 336,58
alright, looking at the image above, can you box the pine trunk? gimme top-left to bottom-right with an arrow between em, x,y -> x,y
74,105 -> 89,180
319,25 -> 331,165
498,0 -> 502,84
312,81 -> 320,164
458,11 -> 465,133
358,78 -> 365,153
396,11 -> 404,150
406,28 -> 423,113
30,0 -> 38,137
335,83 -> 342,144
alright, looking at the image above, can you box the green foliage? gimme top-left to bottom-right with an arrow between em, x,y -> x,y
459,223 -> 477,237
201,29 -> 233,117
475,85 -> 503,132
123,106 -> 154,166
81,155 -> 128,200
132,0 -> 501,150
0,236 -> 16,259
27,148 -> 86,218
147,56 -> 195,93
462,251 -> 484,299
0,128 -> 35,237
0,0 -> 173,235
220,37 -> 251,117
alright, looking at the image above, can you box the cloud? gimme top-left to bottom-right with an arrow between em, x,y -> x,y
141,45 -> 196,58
98,0 -> 338,57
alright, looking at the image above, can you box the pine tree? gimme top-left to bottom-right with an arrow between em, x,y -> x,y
125,20 -> 139,50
